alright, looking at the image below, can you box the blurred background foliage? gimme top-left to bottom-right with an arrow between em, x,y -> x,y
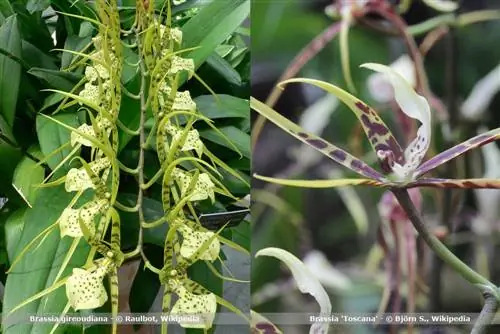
252,0 -> 500,333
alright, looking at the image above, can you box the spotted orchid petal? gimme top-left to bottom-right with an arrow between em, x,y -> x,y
165,122 -> 204,157
255,247 -> 331,334
59,199 -> 108,238
407,178 -> 500,189
168,56 -> 195,78
367,55 -> 416,103
173,168 -> 215,202
362,63 -> 431,181
177,224 -> 220,261
70,124 -> 95,147
250,97 -> 386,182
65,259 -> 112,310
65,158 -> 111,192
279,78 -> 404,165
159,25 -> 183,44
158,84 -> 197,112
170,282 -> 217,328
422,0 -> 458,12
416,128 -> 500,177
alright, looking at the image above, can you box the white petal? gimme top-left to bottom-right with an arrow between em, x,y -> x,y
255,247 -> 331,334
178,225 -> 220,261
66,265 -> 109,310
461,64 -> 500,120
422,0 -> 458,12
362,62 -> 431,178
367,55 -> 416,103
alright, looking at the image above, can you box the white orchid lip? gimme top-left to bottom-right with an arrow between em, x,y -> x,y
362,63 -> 432,182
255,247 -> 332,334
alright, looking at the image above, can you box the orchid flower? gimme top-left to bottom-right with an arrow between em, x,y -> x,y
173,168 -> 215,202
65,158 -> 111,192
65,257 -> 114,310
59,198 -> 109,238
255,247 -> 332,334
172,218 -> 220,261
251,62 -> 500,190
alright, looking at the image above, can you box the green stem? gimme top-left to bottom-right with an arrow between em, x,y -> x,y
391,188 -> 493,288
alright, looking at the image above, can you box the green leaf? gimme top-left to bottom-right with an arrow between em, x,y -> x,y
4,208 -> 26,264
26,0 -> 50,13
231,221 -> 250,252
0,15 -> 21,128
195,95 -> 248,119
199,126 -> 250,159
36,113 -> 80,171
181,0 -> 249,77
12,147 -> 44,207
205,54 -> 242,86
28,67 -> 82,91
2,185 -> 91,333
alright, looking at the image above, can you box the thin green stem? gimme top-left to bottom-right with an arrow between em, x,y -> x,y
391,188 -> 493,288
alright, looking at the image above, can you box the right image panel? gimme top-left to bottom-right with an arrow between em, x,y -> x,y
251,1 -> 500,333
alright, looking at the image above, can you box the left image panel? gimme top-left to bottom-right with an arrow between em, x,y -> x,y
0,1 -> 251,333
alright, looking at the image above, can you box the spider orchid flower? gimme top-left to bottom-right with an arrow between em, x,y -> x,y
255,247 -> 332,334
172,218 -> 220,261
251,62 -> 500,190
59,198 -> 109,238
169,278 -> 217,328
65,158 -> 111,192
173,168 -> 215,202
65,256 -> 114,310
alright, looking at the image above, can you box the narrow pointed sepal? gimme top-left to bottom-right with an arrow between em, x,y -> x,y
416,128 -> 500,177
408,178 -> 500,189
250,97 -> 386,181
254,174 -> 388,188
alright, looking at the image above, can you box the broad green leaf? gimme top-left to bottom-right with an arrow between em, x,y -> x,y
199,126 -> 250,159
250,97 -> 386,181
4,208 -> 26,263
205,53 -> 242,86
2,185 -> 91,333
0,15 -> 21,127
194,95 -> 248,119
12,147 -> 44,207
21,40 -> 58,70
28,68 -> 82,91
181,0 -> 249,77
26,0 -> 50,13
36,113 -> 80,171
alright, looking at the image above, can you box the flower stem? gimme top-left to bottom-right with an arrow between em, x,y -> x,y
391,188 -> 493,289
471,290 -> 498,334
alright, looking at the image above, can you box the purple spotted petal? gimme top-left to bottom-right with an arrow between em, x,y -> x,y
278,78 -> 405,164
407,178 -> 500,189
415,128 -> 500,177
251,97 -> 386,181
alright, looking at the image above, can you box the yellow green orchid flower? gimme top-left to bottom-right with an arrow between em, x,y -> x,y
177,223 -> 220,261
65,257 -> 114,311
173,168 -> 215,202
65,158 -> 111,192
169,279 -> 217,328
59,199 -> 109,238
